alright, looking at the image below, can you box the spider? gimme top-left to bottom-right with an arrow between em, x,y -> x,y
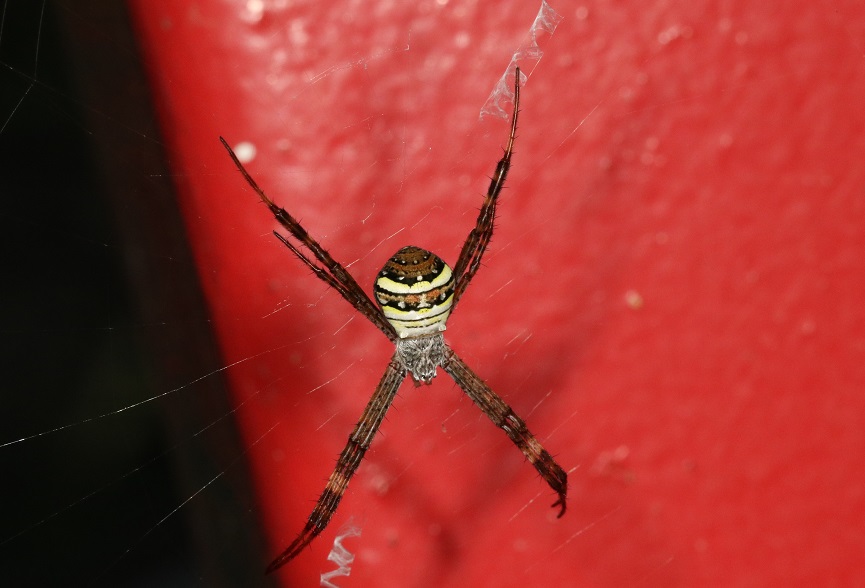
220,67 -> 567,574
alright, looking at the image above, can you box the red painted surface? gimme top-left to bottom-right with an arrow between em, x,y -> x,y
128,1 -> 865,585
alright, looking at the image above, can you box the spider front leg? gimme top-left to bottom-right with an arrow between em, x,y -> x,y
442,347 -> 567,516
452,66 -> 521,308
220,136 -> 398,343
266,356 -> 407,574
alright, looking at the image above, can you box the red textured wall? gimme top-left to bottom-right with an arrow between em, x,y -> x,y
128,1 -> 865,585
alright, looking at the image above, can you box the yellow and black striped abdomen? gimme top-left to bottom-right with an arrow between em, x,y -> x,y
374,246 -> 455,339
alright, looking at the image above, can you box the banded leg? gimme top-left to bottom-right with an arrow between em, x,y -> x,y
442,346 -> 567,516
220,137 -> 398,343
266,355 -> 407,574
451,67 -> 521,308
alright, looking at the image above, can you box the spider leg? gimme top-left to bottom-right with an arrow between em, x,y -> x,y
266,355 -> 407,574
442,346 -> 567,517
220,137 -> 398,343
451,67 -> 521,309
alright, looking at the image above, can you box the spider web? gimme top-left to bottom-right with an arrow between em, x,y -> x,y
0,3 -> 580,584
2,0 -> 865,586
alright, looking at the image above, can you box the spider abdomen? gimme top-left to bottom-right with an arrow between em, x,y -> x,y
374,246 -> 455,339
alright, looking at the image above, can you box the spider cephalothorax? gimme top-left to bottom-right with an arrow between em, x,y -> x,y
221,67 -> 567,575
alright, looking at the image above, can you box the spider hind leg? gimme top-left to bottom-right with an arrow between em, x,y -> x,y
265,357 -> 407,574
442,348 -> 568,516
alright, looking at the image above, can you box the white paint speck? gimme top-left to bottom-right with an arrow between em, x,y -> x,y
234,141 -> 257,164
625,290 -> 644,310
290,20 -> 309,46
243,0 -> 264,24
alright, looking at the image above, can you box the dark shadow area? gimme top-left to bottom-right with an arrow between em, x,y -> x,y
0,1 -> 268,585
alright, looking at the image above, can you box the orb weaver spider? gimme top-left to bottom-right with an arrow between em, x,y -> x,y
220,67 -> 567,574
